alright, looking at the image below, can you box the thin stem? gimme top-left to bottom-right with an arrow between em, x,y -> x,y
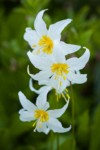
50,132 -> 53,150
57,134 -> 59,150
71,83 -> 75,150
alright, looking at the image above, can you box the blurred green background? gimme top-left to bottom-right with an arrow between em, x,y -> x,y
0,0 -> 100,150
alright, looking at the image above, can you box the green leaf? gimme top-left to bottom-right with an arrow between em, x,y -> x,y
59,135 -> 76,150
89,104 -> 100,150
77,111 -> 90,147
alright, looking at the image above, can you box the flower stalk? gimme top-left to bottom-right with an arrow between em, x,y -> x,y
71,83 -> 75,150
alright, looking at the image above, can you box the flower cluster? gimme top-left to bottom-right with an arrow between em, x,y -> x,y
18,10 -> 90,134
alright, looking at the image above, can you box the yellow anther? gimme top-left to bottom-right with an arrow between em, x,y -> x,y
34,109 -> 49,122
38,35 -> 53,54
32,122 -> 36,127
51,63 -> 69,81
66,94 -> 70,100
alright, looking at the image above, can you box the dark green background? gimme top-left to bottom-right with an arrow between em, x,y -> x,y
0,0 -> 100,150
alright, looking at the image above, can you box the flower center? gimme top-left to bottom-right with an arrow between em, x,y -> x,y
38,35 -> 53,54
34,109 -> 49,122
51,63 -> 69,79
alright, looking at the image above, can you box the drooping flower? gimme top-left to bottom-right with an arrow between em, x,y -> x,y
18,91 -> 71,134
27,47 -> 90,100
24,9 -> 80,56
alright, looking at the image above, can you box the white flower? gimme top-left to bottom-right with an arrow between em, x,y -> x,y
27,47 -> 90,98
24,9 -> 80,56
18,91 -> 71,134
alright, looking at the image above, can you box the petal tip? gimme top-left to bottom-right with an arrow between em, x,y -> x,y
18,91 -> 22,97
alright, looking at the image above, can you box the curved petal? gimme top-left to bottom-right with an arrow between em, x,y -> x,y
34,9 -> 47,36
19,108 -> 25,114
60,41 -> 81,55
27,51 -> 52,70
32,70 -> 52,81
27,66 -> 51,84
48,19 -> 72,40
35,122 -> 50,134
27,65 -> 37,81
66,47 -> 90,71
19,111 -> 35,122
48,100 -> 69,118
29,78 -> 51,97
47,118 -> 71,133
29,78 -> 40,94
36,86 -> 51,108
67,72 -> 87,84
24,28 -> 39,48
18,91 -> 37,111
37,78 -> 49,85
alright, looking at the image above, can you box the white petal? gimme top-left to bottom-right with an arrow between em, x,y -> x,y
37,75 -> 70,94
18,91 -> 37,111
36,122 -> 50,134
27,51 -> 51,70
66,47 -> 90,71
48,19 -> 72,40
46,75 -> 70,94
32,70 -> 52,81
34,9 -> 47,36
27,65 -> 37,81
41,75 -> 56,88
67,72 -> 87,84
57,79 -> 70,94
60,41 -> 81,55
36,86 -> 51,108
19,111 -> 35,122
41,102 -> 50,111
37,78 -> 49,85
24,28 -> 39,48
48,100 -> 69,118
53,45 -> 66,63
29,78 -> 51,99
53,76 -> 70,94
47,118 -> 71,133
19,108 -> 25,114
27,66 -> 51,84
29,78 -> 40,94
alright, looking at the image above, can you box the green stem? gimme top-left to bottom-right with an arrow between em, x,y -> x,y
50,132 -> 53,150
57,134 -> 59,150
71,83 -> 75,150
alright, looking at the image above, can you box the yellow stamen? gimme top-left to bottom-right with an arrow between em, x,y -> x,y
32,122 -> 36,127
66,89 -> 68,92
38,35 -> 53,54
55,88 -> 70,102
62,93 -> 67,101
34,109 -> 49,122
57,95 -> 59,102
66,93 -> 70,100
51,63 -> 69,80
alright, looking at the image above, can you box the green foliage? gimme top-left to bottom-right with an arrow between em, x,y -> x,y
0,0 -> 100,150
89,104 -> 100,150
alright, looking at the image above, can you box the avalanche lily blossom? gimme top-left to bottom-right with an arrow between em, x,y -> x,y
18,91 -> 71,134
24,9 -> 81,56
27,47 -> 90,100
